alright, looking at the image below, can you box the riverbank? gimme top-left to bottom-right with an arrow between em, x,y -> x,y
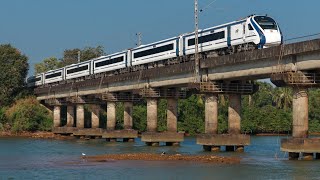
0,131 -> 55,138
0,131 -> 80,141
83,153 -> 240,164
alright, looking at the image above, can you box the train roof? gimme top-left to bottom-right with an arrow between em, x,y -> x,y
132,36 -> 179,51
45,68 -> 64,73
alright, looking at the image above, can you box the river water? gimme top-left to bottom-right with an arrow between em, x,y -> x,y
0,136 -> 320,179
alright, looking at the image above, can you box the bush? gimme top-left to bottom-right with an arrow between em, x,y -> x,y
0,107 -> 7,124
0,123 -> 3,131
5,97 -> 53,132
309,120 -> 320,133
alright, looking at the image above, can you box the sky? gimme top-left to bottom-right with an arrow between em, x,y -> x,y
0,0 -> 319,75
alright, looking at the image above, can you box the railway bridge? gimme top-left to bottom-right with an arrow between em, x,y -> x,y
35,38 -> 320,160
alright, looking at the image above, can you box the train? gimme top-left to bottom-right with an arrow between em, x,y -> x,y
27,14 -> 282,87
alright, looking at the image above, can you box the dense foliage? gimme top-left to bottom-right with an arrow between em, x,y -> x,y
0,44 -> 29,106
5,97 -> 52,132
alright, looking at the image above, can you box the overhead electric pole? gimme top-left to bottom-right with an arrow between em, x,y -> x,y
78,51 -> 81,63
194,0 -> 201,83
136,32 -> 142,46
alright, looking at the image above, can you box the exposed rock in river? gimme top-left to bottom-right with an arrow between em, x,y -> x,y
82,153 -> 240,164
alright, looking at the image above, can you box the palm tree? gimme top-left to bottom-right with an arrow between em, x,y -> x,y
272,87 -> 292,111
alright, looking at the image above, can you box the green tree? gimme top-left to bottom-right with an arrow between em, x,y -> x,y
34,57 -> 61,74
272,87 -> 292,111
0,107 -> 7,131
133,103 -> 147,132
252,82 -> 273,107
218,96 -> 228,133
178,95 -> 205,135
81,46 -> 105,62
0,44 -> 28,106
308,89 -> 320,132
61,48 -> 81,66
60,46 -> 106,67
242,82 -> 292,134
116,102 -> 124,129
157,99 -> 167,132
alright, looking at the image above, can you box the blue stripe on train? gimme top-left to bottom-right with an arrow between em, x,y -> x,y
176,39 -> 179,56
183,37 -> 186,56
227,26 -> 231,47
250,17 -> 266,48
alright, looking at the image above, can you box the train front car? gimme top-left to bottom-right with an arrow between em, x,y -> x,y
250,15 -> 282,48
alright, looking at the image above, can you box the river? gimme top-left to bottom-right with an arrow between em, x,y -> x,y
0,136 -> 320,179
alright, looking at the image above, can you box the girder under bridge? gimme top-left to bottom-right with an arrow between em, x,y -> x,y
35,38 -> 320,100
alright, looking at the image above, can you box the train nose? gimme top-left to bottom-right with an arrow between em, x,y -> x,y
264,30 -> 282,47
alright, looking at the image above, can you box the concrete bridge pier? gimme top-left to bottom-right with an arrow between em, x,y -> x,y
204,94 -> 218,134
281,88 -> 312,160
226,94 -> 250,152
164,98 -> 184,146
91,104 -> 100,129
106,102 -> 116,131
73,104 -> 85,139
167,98 -> 177,133
197,94 -> 220,152
292,89 -> 308,139
105,102 -> 116,142
147,98 -> 158,133
281,87 -> 320,160
124,102 -> 133,130
76,104 -> 84,129
292,89 -> 310,160
143,98 -> 159,146
53,106 -> 61,128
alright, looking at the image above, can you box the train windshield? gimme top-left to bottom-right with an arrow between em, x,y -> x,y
254,16 -> 278,30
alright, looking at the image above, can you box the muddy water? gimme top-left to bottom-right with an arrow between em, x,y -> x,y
0,136 -> 320,179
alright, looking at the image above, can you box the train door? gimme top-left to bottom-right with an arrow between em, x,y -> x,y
230,23 -> 243,45
242,23 -> 246,42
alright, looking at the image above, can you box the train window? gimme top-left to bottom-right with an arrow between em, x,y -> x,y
134,44 -> 174,58
254,16 -> 277,30
95,56 -> 124,67
67,65 -> 88,74
188,31 -> 225,46
45,72 -> 62,79
248,24 -> 254,30
35,77 -> 41,81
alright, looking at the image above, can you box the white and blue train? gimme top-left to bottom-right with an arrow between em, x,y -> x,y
27,15 -> 282,87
